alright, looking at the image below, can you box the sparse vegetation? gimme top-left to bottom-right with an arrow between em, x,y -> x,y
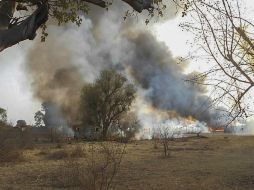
46,149 -> 68,160
34,110 -> 45,128
0,126 -> 32,162
53,142 -> 126,189
158,126 -> 173,157
70,145 -> 86,158
152,130 -> 159,149
0,107 -> 7,125
118,112 -> 142,143
0,135 -> 254,190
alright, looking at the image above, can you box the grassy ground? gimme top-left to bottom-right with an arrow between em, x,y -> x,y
0,134 -> 254,190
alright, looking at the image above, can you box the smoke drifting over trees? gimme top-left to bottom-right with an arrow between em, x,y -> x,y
25,2 -> 226,128
26,35 -> 84,122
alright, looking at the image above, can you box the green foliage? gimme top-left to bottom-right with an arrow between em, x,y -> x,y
44,0 -> 89,41
80,69 -> 136,140
4,0 -> 169,42
49,0 -> 89,26
8,0 -> 90,42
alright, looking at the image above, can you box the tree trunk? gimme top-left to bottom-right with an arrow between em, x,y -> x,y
0,0 -> 15,30
102,126 -> 108,141
0,3 -> 48,52
122,0 -> 153,12
0,0 -> 152,52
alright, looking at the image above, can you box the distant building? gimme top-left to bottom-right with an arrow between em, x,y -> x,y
209,127 -> 224,133
16,120 -> 27,127
15,120 -> 27,131
72,123 -> 101,140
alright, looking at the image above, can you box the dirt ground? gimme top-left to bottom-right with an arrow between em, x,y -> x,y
0,134 -> 254,190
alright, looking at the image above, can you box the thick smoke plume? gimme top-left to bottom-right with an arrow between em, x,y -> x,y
26,32 -> 85,123
25,2 -> 223,129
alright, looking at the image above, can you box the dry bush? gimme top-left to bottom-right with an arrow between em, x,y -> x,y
47,149 -> 69,160
47,128 -> 64,143
70,145 -> 86,158
159,127 -> 172,157
0,147 -> 24,163
55,158 -> 85,188
152,129 -> 160,149
54,142 -> 126,190
153,126 -> 175,157
55,143 -> 64,149
47,145 -> 85,160
37,149 -> 50,156
0,127 -> 32,162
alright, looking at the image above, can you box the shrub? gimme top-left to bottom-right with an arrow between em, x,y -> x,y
54,142 -> 126,190
70,145 -> 86,158
47,150 -> 68,160
0,126 -> 32,162
55,158 -> 84,188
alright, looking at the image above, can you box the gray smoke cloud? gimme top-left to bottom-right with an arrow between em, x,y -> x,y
25,31 -> 85,122
25,1 -> 225,128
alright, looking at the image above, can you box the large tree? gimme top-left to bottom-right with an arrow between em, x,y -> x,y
34,110 -> 44,127
80,69 -> 136,140
0,0 -> 158,52
0,107 -> 7,124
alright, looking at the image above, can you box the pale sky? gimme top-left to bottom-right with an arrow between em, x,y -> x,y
0,0 -> 254,124
0,43 -> 41,124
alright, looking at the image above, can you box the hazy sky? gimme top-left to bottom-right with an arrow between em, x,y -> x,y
0,0 -> 253,124
0,43 -> 41,124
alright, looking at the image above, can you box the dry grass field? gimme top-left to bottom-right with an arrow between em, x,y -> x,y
0,134 -> 254,190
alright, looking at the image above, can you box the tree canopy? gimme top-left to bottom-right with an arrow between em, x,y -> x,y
80,69 -> 136,140
0,0 -> 163,52
34,110 -> 44,127
0,107 -> 7,124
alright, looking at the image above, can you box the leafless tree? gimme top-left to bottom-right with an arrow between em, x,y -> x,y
153,124 -> 175,157
180,0 -> 254,124
84,142 -> 126,190
56,142 -> 126,190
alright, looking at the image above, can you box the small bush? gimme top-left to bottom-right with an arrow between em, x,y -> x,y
55,158 -> 85,188
70,145 -> 85,158
47,150 -> 68,160
0,126 -> 32,162
55,143 -> 63,149
37,148 -> 50,156
53,142 -> 126,189
0,148 -> 24,163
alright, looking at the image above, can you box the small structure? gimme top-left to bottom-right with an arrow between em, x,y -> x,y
72,123 -> 101,140
74,127 -> 80,140
15,120 -> 27,131
209,127 -> 225,133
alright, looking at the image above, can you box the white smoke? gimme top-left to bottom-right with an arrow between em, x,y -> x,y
25,1 -> 228,134
226,118 -> 254,135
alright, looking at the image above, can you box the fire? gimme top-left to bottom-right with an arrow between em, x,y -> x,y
167,111 -> 179,119
185,116 -> 197,124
